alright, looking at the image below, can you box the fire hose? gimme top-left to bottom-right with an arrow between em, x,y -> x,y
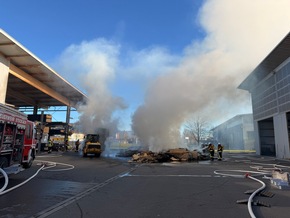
35,160 -> 75,172
214,161 -> 290,218
0,165 -> 45,196
246,175 -> 266,218
214,169 -> 268,218
0,168 -> 9,193
0,160 -> 74,196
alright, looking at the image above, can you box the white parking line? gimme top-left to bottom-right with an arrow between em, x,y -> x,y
125,174 -> 222,178
32,167 -> 137,218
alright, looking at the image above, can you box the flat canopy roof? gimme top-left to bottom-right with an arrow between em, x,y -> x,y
239,32 -> 290,91
0,29 -> 87,108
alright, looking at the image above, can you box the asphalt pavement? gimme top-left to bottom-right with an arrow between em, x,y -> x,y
1,151 -> 290,218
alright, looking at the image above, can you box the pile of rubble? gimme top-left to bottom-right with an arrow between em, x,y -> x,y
128,148 -> 205,163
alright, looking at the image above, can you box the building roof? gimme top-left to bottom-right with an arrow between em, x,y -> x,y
0,29 -> 87,108
212,113 -> 253,130
238,32 -> 290,91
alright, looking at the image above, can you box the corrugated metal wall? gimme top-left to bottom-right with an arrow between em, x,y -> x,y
252,60 -> 290,158
277,61 -> 290,112
252,74 -> 277,120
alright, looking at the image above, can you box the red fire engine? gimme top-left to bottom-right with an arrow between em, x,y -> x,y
0,103 -> 36,174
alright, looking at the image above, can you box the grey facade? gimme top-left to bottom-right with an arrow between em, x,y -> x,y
213,114 -> 255,150
239,32 -> 290,158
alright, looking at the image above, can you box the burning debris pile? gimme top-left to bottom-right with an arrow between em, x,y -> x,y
128,148 -> 204,163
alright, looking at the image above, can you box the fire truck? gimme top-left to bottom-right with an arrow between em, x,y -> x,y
0,103 -> 36,174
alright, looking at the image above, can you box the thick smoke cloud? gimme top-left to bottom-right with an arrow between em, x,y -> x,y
56,0 -> 290,153
132,0 -> 290,151
57,39 -> 127,135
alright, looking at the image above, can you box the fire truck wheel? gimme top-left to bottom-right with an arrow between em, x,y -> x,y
23,158 -> 33,169
32,148 -> 36,159
0,157 -> 9,168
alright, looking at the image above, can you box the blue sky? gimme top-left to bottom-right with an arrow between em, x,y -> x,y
1,1 -> 290,148
1,0 -> 203,126
0,0 -> 204,59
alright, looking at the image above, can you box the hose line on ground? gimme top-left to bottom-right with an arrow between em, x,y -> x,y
35,160 -> 74,171
214,169 -> 269,178
215,160 -> 290,218
214,169 -> 268,218
246,175 -> 266,218
0,159 -> 74,196
0,168 -> 9,193
0,165 -> 45,196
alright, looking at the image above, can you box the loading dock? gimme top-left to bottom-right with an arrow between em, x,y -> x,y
0,29 -> 87,141
258,118 -> 276,156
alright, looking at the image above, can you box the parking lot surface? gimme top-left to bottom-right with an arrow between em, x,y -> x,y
1,152 -> 290,218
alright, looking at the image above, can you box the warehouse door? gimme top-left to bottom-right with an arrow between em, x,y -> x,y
258,117 -> 276,156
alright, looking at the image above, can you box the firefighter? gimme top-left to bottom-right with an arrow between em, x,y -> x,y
65,140 -> 69,152
217,143 -> 224,161
48,139 -> 53,153
75,139 -> 80,152
208,143 -> 215,161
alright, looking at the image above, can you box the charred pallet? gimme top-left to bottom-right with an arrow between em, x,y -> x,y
129,148 -> 199,163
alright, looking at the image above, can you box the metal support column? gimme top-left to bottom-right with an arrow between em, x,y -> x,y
0,54 -> 10,104
65,106 -> 71,141
33,106 -> 38,115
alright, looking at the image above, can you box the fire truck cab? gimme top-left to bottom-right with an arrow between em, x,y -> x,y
0,103 -> 36,174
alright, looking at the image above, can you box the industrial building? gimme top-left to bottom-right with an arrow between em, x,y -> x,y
239,32 -> 290,159
212,114 -> 255,151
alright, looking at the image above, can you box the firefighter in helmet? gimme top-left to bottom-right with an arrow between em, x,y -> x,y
217,143 -> 224,161
208,143 -> 215,161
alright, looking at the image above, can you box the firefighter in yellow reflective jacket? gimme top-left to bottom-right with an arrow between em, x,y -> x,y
208,143 -> 215,161
217,143 -> 224,161
48,139 -> 53,153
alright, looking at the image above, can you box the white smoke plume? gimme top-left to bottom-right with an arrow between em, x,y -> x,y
57,39 -> 127,135
55,0 -> 290,153
132,0 -> 290,151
